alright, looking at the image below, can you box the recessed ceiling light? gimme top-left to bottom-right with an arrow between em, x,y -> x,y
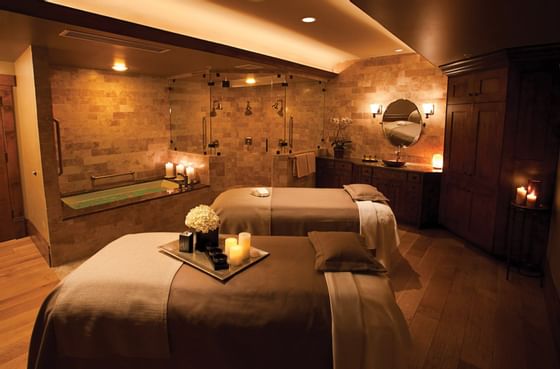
112,62 -> 128,72
394,48 -> 403,53
301,17 -> 316,23
245,77 -> 256,85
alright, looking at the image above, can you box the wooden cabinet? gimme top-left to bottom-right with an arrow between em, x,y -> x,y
317,157 -> 441,227
439,47 -> 560,256
316,157 -> 352,188
447,68 -> 508,104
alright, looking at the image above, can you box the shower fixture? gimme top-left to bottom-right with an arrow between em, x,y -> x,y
222,78 -> 230,88
272,99 -> 284,116
245,101 -> 252,116
210,99 -> 223,117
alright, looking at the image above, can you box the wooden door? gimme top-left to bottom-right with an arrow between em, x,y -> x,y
0,78 -> 25,242
472,68 -> 508,103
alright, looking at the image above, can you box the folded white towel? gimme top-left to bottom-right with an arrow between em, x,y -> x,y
251,187 -> 270,197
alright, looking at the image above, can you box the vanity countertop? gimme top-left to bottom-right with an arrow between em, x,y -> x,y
317,156 -> 442,174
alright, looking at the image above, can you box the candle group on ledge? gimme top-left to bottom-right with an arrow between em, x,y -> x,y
224,232 -> 252,266
164,161 -> 195,182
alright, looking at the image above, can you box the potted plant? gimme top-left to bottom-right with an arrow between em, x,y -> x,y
330,117 -> 352,159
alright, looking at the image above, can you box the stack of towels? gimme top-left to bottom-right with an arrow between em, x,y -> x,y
293,152 -> 316,178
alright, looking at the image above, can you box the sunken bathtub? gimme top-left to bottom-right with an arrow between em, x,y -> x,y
62,179 -> 181,210
54,179 -> 212,266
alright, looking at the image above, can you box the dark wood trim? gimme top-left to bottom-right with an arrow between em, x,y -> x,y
0,1 -> 337,80
440,43 -> 560,76
0,74 -> 15,86
26,219 -> 51,266
544,260 -> 560,361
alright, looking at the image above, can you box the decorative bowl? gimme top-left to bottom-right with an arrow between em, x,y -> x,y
382,159 -> 406,168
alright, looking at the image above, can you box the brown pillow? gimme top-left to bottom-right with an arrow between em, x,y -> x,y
308,231 -> 386,273
343,184 -> 389,203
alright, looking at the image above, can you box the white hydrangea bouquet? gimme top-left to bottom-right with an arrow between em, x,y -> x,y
185,205 -> 220,233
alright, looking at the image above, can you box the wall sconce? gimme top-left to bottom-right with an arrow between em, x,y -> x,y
432,153 -> 443,170
423,103 -> 435,118
370,104 -> 382,118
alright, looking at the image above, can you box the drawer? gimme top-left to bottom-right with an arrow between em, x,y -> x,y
408,173 -> 421,183
335,161 -> 353,172
359,166 -> 372,177
373,168 -> 407,181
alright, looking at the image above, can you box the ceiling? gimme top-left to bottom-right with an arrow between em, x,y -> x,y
0,0 -> 412,78
2,0 -> 556,80
351,0 -> 560,66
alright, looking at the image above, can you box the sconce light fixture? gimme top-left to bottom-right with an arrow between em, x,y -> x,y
245,76 -> 256,85
432,153 -> 443,170
370,104 -> 382,118
422,103 -> 435,118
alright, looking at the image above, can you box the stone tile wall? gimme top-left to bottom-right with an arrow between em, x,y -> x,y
325,53 -> 447,164
50,67 -> 170,194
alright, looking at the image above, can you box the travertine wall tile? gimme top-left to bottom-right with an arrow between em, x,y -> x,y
50,67 -> 170,194
325,54 -> 447,164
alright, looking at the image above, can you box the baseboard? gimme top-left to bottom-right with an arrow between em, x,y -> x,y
26,219 -> 51,266
544,261 -> 560,362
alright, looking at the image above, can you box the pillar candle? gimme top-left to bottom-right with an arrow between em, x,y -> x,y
224,237 -> 237,256
229,244 -> 244,266
526,192 -> 537,207
238,232 -> 251,260
186,166 -> 195,184
515,186 -> 527,205
176,163 -> 185,176
165,162 -> 174,177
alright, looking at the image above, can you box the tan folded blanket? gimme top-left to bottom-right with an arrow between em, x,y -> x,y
51,233 -> 182,358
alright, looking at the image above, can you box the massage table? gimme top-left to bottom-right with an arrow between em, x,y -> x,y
211,187 -> 399,268
28,233 -> 410,369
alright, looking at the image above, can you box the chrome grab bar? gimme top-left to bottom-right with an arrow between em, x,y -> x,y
91,171 -> 135,181
53,119 -> 63,176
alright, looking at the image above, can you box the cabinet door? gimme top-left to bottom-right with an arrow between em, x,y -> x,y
447,68 -> 508,105
316,158 -> 335,188
334,161 -> 353,188
352,165 -> 372,184
472,102 -> 505,188
472,68 -> 508,103
444,104 -> 477,179
447,74 -> 473,104
468,193 -> 497,250
439,183 -> 471,236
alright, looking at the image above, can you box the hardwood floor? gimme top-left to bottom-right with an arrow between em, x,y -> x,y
0,237 -> 58,369
0,229 -> 558,369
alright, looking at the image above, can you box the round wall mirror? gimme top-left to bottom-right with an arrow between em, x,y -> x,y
381,99 -> 423,147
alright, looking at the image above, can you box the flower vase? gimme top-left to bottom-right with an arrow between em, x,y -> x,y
194,228 -> 219,251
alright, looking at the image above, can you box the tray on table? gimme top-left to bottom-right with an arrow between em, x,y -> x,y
159,241 -> 269,281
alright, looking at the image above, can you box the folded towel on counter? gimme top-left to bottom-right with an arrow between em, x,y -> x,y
250,187 -> 270,197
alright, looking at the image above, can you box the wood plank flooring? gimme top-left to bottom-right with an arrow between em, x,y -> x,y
0,228 -> 559,369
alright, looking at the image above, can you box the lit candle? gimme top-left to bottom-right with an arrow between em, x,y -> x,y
515,186 -> 527,205
165,162 -> 174,177
229,244 -> 244,266
527,191 -> 537,207
238,232 -> 251,260
176,163 -> 185,176
186,166 -> 195,184
432,154 -> 443,170
224,237 -> 237,256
